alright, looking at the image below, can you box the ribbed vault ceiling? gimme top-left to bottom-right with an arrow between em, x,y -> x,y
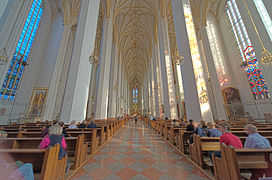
113,0 -> 157,89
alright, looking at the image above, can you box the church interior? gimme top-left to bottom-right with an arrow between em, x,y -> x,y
0,0 -> 272,179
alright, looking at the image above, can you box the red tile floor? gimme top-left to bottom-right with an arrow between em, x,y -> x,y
71,120 -> 209,180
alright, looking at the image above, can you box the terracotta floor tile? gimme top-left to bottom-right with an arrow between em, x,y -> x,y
100,157 -> 117,166
123,150 -> 136,156
71,168 -> 87,179
140,157 -> 157,165
89,167 -> 112,180
192,167 -> 208,178
116,167 -> 138,180
141,167 -> 164,180
119,157 -> 137,166
166,167 -> 190,179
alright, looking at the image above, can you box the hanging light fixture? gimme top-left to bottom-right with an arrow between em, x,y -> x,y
242,0 -> 272,66
199,87 -> 208,104
89,49 -> 99,65
174,47 -> 184,65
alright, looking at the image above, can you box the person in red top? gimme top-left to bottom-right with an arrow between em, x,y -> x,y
218,122 -> 243,148
209,122 -> 243,165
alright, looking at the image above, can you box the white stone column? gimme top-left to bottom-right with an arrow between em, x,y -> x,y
199,27 -> 227,120
171,0 -> 202,122
148,64 -> 154,115
158,16 -> 178,119
152,52 -> 160,117
154,42 -> 163,116
43,25 -> 72,121
108,43 -> 119,117
95,10 -> 113,119
60,0 -> 100,123
86,56 -> 99,118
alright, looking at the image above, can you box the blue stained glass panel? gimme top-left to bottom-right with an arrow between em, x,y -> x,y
1,0 -> 43,99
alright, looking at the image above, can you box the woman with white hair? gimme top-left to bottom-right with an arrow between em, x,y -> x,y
39,125 -> 67,159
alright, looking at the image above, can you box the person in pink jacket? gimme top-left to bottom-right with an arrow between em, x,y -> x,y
39,125 -> 67,159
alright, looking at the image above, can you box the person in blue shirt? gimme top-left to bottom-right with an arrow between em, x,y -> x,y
87,121 -> 97,128
244,124 -> 271,148
195,120 -> 208,137
207,122 -> 222,137
244,124 -> 271,180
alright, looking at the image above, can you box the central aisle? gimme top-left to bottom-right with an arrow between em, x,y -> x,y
72,120 -> 209,180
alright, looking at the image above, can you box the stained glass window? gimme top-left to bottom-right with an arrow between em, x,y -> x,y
0,0 -> 43,100
226,0 -> 269,99
133,88 -> 138,104
253,0 -> 272,41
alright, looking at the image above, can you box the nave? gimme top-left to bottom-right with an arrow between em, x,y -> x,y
71,120 -> 208,180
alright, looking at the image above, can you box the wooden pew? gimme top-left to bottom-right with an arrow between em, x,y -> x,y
190,135 -> 272,168
0,135 -> 88,170
66,127 -> 105,146
212,144 -> 272,180
177,130 -> 193,153
66,129 -> 98,154
0,144 -> 67,180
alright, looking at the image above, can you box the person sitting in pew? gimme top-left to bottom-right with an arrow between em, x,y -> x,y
0,131 -> 35,179
39,125 -> 67,157
189,121 -> 208,144
58,121 -> 68,137
78,120 -> 87,128
244,124 -> 271,149
219,122 -> 243,148
209,122 -> 243,169
207,122 -> 222,137
171,119 -> 179,127
195,120 -> 208,137
68,121 -> 77,129
87,121 -> 98,128
244,124 -> 272,180
186,119 -> 194,131
41,124 -> 51,137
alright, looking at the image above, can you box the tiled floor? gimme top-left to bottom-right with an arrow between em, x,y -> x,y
72,120 -> 209,180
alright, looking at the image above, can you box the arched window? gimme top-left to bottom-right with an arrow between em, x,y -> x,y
133,87 -> 138,104
253,0 -> 272,41
226,0 -> 269,99
206,18 -> 229,88
0,0 -> 43,100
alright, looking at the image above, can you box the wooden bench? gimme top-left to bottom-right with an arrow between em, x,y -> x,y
0,144 -> 67,180
190,135 -> 272,168
212,144 -> 272,180
66,127 -> 105,146
0,135 -> 88,170
66,129 -> 98,154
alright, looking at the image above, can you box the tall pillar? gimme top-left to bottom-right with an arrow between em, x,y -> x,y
158,16 -> 178,119
199,27 -> 227,120
95,10 -> 113,119
154,43 -> 163,117
60,0 -> 100,123
152,52 -> 160,117
148,65 -> 154,115
117,63 -> 122,116
44,20 -> 74,121
171,0 -> 202,122
109,43 -> 119,117
86,55 -> 99,118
